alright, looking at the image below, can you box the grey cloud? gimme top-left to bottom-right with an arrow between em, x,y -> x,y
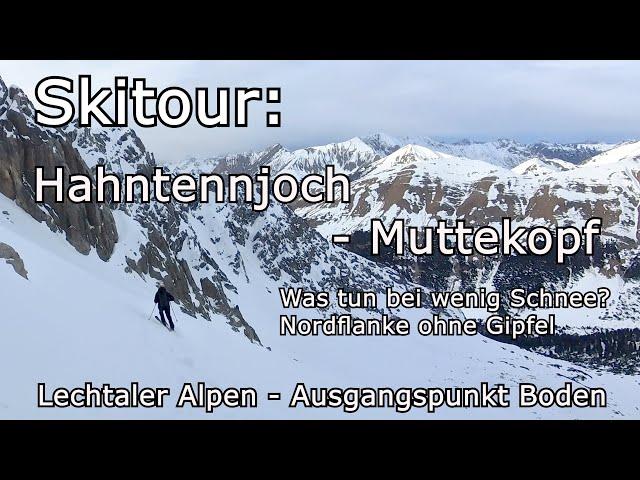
1,60 -> 639,163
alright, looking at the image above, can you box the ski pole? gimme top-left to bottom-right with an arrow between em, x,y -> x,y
147,304 -> 156,322
170,304 -> 179,323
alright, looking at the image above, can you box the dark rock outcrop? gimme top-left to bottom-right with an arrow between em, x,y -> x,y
0,77 -> 117,260
0,242 -> 28,279
66,122 -> 262,344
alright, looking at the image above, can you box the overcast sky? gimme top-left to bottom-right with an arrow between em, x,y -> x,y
0,60 -> 639,163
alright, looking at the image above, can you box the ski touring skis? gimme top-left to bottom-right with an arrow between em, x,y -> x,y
155,316 -> 174,332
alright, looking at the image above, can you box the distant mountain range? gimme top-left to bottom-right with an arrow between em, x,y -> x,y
206,130 -> 640,374
191,132 -> 619,180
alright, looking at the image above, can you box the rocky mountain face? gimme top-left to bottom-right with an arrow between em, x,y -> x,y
0,241 -> 28,279
194,135 -> 639,299
173,177 -> 409,299
175,131 -> 640,370
296,142 -> 640,287
0,78 -> 257,341
0,76 -> 426,346
71,126 -> 419,338
297,143 -> 640,245
0,77 -> 117,260
528,141 -> 616,164
200,131 -> 638,371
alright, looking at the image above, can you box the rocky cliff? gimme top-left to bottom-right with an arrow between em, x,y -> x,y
0,77 -> 117,260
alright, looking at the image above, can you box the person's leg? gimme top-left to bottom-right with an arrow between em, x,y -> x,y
158,307 -> 167,326
165,307 -> 174,330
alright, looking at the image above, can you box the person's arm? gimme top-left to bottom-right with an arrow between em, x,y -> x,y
168,293 -> 175,302
154,291 -> 159,303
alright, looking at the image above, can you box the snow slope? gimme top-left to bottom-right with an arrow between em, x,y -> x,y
512,157 -> 576,176
581,140 -> 640,167
2,193 -> 639,419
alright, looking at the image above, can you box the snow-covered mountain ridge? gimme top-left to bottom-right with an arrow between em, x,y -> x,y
196,132 -> 619,185
360,133 -> 617,168
171,128 -> 640,343
167,130 -> 640,371
290,141 -> 640,360
199,138 -> 517,178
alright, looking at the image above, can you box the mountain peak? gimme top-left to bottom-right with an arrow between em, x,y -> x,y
266,142 -> 285,153
581,140 -> 640,167
380,143 -> 451,166
361,132 -> 400,143
304,136 -> 373,153
360,132 -> 403,155
0,82 -> 37,120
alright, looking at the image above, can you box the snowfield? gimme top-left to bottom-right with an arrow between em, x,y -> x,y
2,193 -> 639,419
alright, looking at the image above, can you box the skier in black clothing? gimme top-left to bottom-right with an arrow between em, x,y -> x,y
154,282 -> 175,331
